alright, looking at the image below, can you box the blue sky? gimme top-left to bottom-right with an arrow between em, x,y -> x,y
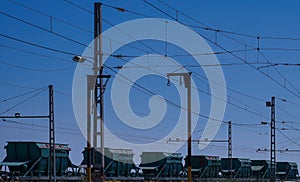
1,0 -> 300,167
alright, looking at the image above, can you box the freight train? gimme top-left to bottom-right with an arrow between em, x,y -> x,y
0,141 -> 299,181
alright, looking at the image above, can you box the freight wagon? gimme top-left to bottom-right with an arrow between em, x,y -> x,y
0,141 -> 80,179
1,141 -> 299,181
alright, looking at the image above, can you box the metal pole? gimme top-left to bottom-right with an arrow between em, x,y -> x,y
228,121 -> 232,179
86,76 -> 93,182
94,3 -> 105,181
48,85 -> 56,182
93,1 -> 100,158
99,3 -> 105,180
270,97 -> 276,182
0,86 -> 55,181
186,74 -> 192,182
266,97 -> 276,182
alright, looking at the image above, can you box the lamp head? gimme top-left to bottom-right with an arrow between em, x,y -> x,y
72,55 -> 86,63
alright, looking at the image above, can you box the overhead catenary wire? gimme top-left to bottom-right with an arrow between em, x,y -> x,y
141,0 -> 300,101
0,120 -> 82,136
2,0 -> 300,146
1,118 -> 80,133
0,33 -> 78,56
0,60 -> 73,72
0,87 -> 48,115
99,17 -> 271,119
141,1 -> 300,116
63,0 -> 300,42
0,11 -> 90,48
7,0 -> 93,34
104,68 -> 266,141
5,0 -> 160,58
277,128 -> 300,147
63,0 -> 93,14
198,31 -> 300,100
277,106 -> 300,122
2,0 -> 276,122
105,65 -> 224,123
62,0 -> 300,43
258,51 -> 300,95
0,86 -> 47,103
0,19 -> 295,98
0,1 -> 300,161
106,55 -> 270,120
55,0 -> 275,110
0,25 -> 276,117
0,83 -> 43,90
155,0 -> 300,41
0,44 -> 73,63
84,0 -> 298,121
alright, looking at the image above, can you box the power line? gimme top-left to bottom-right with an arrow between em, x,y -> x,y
100,17 -> 270,120
4,6 -> 298,103
0,44 -> 73,63
0,10 -> 90,48
0,60 -> 73,72
110,0 -> 297,121
277,106 -> 300,122
66,2 -> 281,123
281,122 -> 300,133
155,0 -> 300,41
0,120 -> 82,136
102,18 -> 161,55
258,51 -> 300,96
101,2 -> 150,18
113,62 -> 267,69
141,1 -> 300,104
142,0 -> 300,101
260,36 -> 300,41
7,1 -> 290,124
107,55 -> 270,120
0,86 -> 47,103
199,31 -> 300,99
62,0 -> 300,43
63,0 -> 93,14
105,65 -> 224,123
104,69 -> 265,142
1,118 -> 80,133
142,0 -> 300,110
0,33 -> 77,56
277,129 -> 300,147
7,0 -> 93,34
0,87 -> 47,115
0,83 -> 42,90
143,0 -> 175,20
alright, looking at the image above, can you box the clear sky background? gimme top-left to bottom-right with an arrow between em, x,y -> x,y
1,0 -> 300,167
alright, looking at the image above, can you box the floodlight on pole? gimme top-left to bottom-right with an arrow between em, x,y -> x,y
72,55 -> 86,63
